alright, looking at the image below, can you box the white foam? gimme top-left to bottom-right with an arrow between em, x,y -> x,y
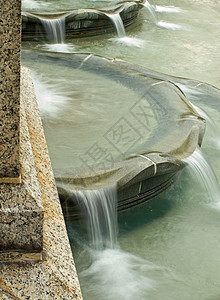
39,43 -> 76,53
80,248 -> 157,300
110,37 -> 146,48
184,148 -> 220,203
157,21 -> 182,30
31,72 -> 71,117
155,6 -> 182,13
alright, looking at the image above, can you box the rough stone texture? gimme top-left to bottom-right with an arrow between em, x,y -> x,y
0,0 -> 43,253
0,0 -> 21,180
0,96 -> 44,252
0,67 -> 83,299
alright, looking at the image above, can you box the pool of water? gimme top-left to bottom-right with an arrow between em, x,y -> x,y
23,61 -> 146,171
22,0 -> 119,10
22,0 -> 220,87
66,97 -> 220,300
21,0 -> 220,299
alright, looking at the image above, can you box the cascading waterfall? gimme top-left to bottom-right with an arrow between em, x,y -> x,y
106,12 -> 146,47
141,0 -> 181,29
70,184 -> 118,250
142,0 -> 158,24
40,17 -> 66,43
23,1 -> 220,298
183,148 -> 220,202
189,101 -> 218,134
39,16 -> 76,52
72,184 -> 162,300
105,13 -> 126,38
188,101 -> 220,150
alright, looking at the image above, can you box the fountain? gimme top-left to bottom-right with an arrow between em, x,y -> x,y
40,17 -> 66,43
21,0 -> 220,299
141,0 -> 158,24
105,13 -> 126,37
21,1 -> 141,40
21,0 -> 183,42
22,50 -> 206,220
141,0 -> 181,29
183,148 -> 220,202
69,184 -> 118,250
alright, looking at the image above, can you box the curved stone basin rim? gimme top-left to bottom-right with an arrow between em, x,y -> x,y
21,50 -> 205,172
22,0 -> 143,40
22,0 -> 143,20
21,50 -> 206,214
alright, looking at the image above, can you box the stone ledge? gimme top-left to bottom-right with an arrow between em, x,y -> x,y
0,67 -> 83,299
0,89 -> 44,253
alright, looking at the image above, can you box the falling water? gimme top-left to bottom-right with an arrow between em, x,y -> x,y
66,184 -> 169,299
186,95 -> 220,149
105,13 -> 126,38
39,16 -> 76,52
177,84 -> 220,133
71,184 -> 118,250
67,184 -> 165,299
106,12 -> 146,47
183,148 -> 220,202
40,17 -> 66,43
142,1 -> 181,30
189,101 -> 219,138
142,0 -> 158,24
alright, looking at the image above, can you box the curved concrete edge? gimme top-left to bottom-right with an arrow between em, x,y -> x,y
0,67 -> 82,299
56,156 -> 184,219
21,51 -> 207,219
110,58 -> 220,106
21,0 -> 142,40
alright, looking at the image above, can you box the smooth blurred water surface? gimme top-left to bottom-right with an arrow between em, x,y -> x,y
22,0 -> 220,87
21,0 -> 220,299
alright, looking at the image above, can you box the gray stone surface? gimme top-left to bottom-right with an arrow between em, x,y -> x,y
0,0 -> 21,180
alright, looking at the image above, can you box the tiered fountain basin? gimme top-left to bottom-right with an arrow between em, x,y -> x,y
22,50 -> 206,220
22,0 -> 143,40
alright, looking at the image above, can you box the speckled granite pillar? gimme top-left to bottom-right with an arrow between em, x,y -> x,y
0,0 -> 21,182
0,3 -> 82,297
0,67 -> 83,300
0,0 -> 44,255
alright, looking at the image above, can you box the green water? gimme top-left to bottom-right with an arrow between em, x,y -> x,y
22,0 -> 220,298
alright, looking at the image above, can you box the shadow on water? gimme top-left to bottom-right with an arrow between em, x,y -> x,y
65,172 -> 186,251
118,177 -> 181,236
63,174 -> 187,300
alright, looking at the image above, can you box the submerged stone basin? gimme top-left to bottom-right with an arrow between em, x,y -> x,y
22,50 -> 206,219
22,1 -> 143,41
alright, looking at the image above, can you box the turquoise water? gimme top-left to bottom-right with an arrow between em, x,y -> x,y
22,0 -> 220,299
